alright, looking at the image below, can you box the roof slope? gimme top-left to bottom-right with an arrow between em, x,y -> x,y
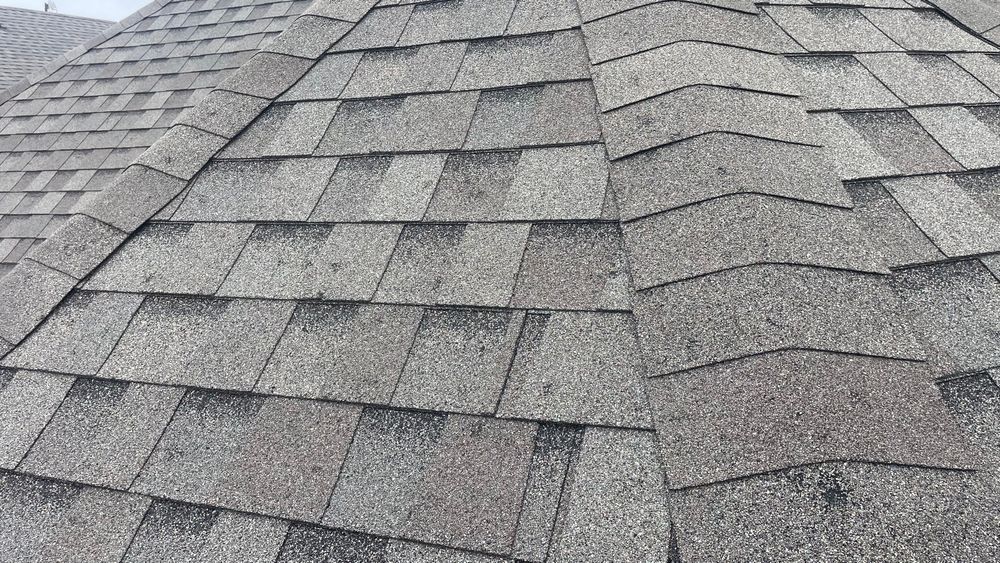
3,0 -> 1000,561
0,6 -> 111,91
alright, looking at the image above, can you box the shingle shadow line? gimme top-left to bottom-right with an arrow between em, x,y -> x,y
618,191 -> 855,225
632,261 -> 891,294
126,387 -> 188,491
218,139 -> 607,161
291,77 -> 594,106
326,26 -> 584,57
608,131 -> 822,162
598,82 -> 801,115
889,253 -> 999,273
934,369 -> 994,385
10,369 -> 76,472
668,459 -> 978,493
593,38 -> 792,67
490,311 -> 528,416
580,0 -> 753,27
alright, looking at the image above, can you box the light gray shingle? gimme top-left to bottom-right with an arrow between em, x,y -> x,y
0,369 -> 73,469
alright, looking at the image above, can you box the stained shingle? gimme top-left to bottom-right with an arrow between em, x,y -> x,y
498,312 -> 651,428
396,0 -> 517,46
220,101 -> 341,158
310,154 -> 446,221
464,83 -> 601,150
123,501 -> 288,563
512,223 -> 632,311
174,158 -> 339,221
787,55 -> 904,111
85,222 -> 254,295
0,473 -> 149,563
2,291 -> 143,375
257,303 -> 422,404
548,428 -> 672,563
0,369 -> 73,469
218,223 -> 401,301
99,296 -> 294,391
393,308 -> 523,414
317,92 -> 479,154
635,265 -> 924,374
452,31 -> 590,91
376,223 -> 530,307
134,392 -> 361,522
341,43 -> 467,98
20,378 -> 184,488
764,6 -> 902,52
324,409 -> 536,554
857,53 -> 998,106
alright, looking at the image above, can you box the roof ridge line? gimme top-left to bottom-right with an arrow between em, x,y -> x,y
0,0 -> 383,355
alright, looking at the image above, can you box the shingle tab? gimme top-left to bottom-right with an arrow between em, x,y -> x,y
512,223 -> 632,311
787,55 -> 904,111
0,369 -> 73,469
20,378 -> 185,488
332,5 -> 413,51
134,392 -> 361,521
218,223 -> 401,301
0,473 -> 149,563
174,158 -> 339,221
257,303 -> 422,403
548,428 -> 672,563
0,258 -> 77,344
310,154 -> 446,221
498,312 -> 651,428
393,308 -> 523,414
83,165 -> 189,233
912,106 -> 1000,169
217,52 -> 313,99
341,43 -> 467,98
86,222 -> 254,295
324,409 -> 536,554
220,101 -> 341,157
862,8 -> 995,51
838,110 -> 962,176
635,265 -> 924,374
506,0 -> 579,34
464,83 -> 601,150
857,53 -> 998,106
2,291 -> 143,375
847,182 -> 944,268
396,0 -> 517,46
123,501 -> 288,563
280,52 -> 363,102
376,223 -> 530,306
317,92 -> 479,154
764,6 -> 902,52
136,125 -> 228,180
176,89 -> 271,138
25,214 -> 126,280
99,296 -> 294,390
452,31 -> 590,91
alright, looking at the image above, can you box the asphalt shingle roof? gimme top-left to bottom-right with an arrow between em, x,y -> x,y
4,0 -> 1000,561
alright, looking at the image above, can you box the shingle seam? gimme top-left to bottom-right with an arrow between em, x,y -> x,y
11,370 -> 74,472
925,0 -> 1000,49
328,26 -> 584,56
808,99 -> 1000,114
593,39 -> 796,67
91,294 -> 148,377
490,312 -> 529,416
599,83 -> 802,115
621,191 -> 856,224
633,262 -> 893,294
217,138 -> 606,159
853,7 -> 916,52
580,0 -> 749,25
249,306 -> 297,393
606,130 -> 823,162
126,387 -> 186,491
115,501 -> 150,563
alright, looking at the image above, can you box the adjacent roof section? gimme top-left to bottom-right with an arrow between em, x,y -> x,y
0,6 -> 111,91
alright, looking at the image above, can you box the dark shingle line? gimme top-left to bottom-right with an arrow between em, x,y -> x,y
212,139 -> 607,160
926,0 -> 1000,49
808,101 -> 1000,114
126,387 -> 185,491
327,22 -> 582,56
599,83 -> 802,116
633,261 -> 896,294
581,0 -> 748,25
490,312 -> 529,416
620,191 -> 855,225
594,39 -> 798,67
10,369 -> 74,471
604,130 -> 823,163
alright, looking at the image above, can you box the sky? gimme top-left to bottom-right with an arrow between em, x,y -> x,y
0,0 -> 147,21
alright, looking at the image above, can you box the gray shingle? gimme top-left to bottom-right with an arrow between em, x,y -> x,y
393,308 -> 523,414
0,369 -> 73,469
506,0 -> 579,35
257,303 -> 422,404
396,0 -> 517,46
593,42 -> 796,112
452,31 -> 589,91
576,0 -> 648,21
950,53 -> 1000,96
376,223 -> 530,307
425,145 -> 608,221
310,153 -> 445,221
498,312 -> 651,428
324,409 -> 536,554
279,52 -> 363,102
83,165 -> 188,233
846,182 -> 944,268
651,350 -> 974,488
134,391 -> 361,522
893,260 -> 1000,375
317,92 -> 479,155
217,52 -> 313,99
611,133 -> 848,220
0,258 -> 77,344
814,112 -> 899,180
99,296 -> 294,391
624,194 -> 885,287
135,125 -> 228,180
839,110 -> 962,176
123,501 -> 288,563
671,463 -> 1000,560
787,55 -> 904,111
464,83 -> 601,150
2,291 -> 143,375
331,5 -> 412,51
857,53 -> 998,106
85,222 -> 252,294
25,214 -> 126,280
912,106 -> 1000,169
264,16 -> 352,59
220,101 -> 341,158
635,265 -> 924,375
174,158 -> 339,221
341,43 -> 467,98
862,7 -> 995,51
0,473 -> 149,563
548,428 -> 671,563
218,223 -> 401,301
764,6 -> 902,52
176,89 -> 270,138
602,86 -> 817,160
581,2 -> 801,64
884,174 -> 1000,257
511,223 -> 632,311
276,525 -> 389,563
19,378 -> 184,488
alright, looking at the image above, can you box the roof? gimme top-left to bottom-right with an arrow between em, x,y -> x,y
0,6 -> 111,91
2,0 -> 1000,561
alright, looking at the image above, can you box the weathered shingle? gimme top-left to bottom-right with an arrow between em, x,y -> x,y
396,0 -> 518,46
787,55 -> 904,111
0,369 -> 73,469
220,101 -> 341,158
862,8 -> 995,51
452,31 -> 590,91
764,6 -> 902,52
310,154 -> 446,221
857,53 -> 998,106
465,83 -> 601,150
341,43 -> 467,98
